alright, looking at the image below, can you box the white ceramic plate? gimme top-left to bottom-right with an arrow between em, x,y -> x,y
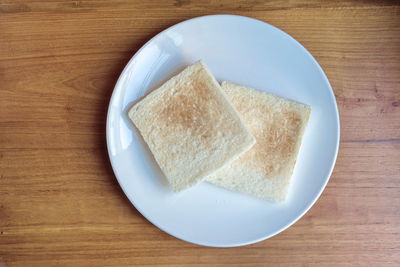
106,15 -> 340,247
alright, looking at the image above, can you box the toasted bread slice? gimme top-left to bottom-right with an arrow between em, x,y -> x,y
128,63 -> 255,191
206,82 -> 311,201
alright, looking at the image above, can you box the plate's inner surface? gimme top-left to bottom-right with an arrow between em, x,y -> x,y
107,15 -> 339,247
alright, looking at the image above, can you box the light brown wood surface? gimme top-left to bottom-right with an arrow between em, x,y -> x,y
1,0 -> 399,266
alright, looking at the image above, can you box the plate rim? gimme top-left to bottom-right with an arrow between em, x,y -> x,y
106,14 -> 340,247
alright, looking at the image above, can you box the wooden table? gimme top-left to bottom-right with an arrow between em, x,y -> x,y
1,1 -> 399,266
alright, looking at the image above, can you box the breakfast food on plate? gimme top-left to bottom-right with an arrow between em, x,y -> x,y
206,82 -> 311,202
128,62 -> 255,191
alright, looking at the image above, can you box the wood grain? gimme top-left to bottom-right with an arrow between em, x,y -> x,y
1,0 -> 399,266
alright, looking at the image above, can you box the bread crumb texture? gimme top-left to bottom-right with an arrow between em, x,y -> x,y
128,63 -> 255,191
207,82 -> 311,202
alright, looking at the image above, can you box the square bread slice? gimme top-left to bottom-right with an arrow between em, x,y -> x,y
128,62 -> 255,191
206,82 -> 311,202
